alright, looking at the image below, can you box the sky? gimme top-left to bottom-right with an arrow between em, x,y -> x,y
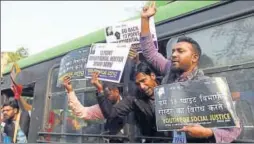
1,1 -> 146,55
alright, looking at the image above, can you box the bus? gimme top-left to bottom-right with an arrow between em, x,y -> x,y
1,0 -> 254,143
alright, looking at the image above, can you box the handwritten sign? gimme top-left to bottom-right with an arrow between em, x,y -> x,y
105,17 -> 158,52
154,77 -> 238,131
57,47 -> 90,86
85,43 -> 131,83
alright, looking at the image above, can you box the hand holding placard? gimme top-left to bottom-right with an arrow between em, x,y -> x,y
63,76 -> 73,93
90,71 -> 103,93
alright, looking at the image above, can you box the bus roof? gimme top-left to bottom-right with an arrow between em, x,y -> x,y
3,1 -> 218,75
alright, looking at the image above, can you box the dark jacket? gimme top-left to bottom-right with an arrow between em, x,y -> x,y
4,110 -> 30,143
97,90 -> 171,143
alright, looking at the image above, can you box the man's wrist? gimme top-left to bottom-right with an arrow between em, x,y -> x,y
204,128 -> 214,138
96,90 -> 104,98
66,89 -> 73,93
141,16 -> 149,20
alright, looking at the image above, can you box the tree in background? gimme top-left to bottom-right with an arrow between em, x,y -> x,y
7,47 -> 29,63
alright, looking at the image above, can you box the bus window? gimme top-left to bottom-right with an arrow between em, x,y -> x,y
188,15 -> 254,69
166,16 -> 254,69
209,68 -> 254,140
43,67 -> 105,143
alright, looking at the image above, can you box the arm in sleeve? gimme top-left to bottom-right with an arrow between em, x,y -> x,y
97,93 -> 134,119
140,33 -> 171,75
211,122 -> 242,143
67,91 -> 104,120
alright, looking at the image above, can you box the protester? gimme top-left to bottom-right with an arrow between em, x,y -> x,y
63,76 -> 125,143
2,98 -> 30,143
139,2 -> 241,143
92,62 -> 172,143
63,76 -> 121,120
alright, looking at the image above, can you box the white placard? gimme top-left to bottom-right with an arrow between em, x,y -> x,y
105,17 -> 158,52
85,43 -> 131,83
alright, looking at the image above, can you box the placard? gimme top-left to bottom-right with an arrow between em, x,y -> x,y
105,17 -> 158,52
85,43 -> 131,83
57,48 -> 90,86
154,77 -> 238,131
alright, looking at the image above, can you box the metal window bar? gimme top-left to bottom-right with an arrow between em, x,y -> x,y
38,132 -> 254,143
135,135 -> 173,141
37,132 -> 129,141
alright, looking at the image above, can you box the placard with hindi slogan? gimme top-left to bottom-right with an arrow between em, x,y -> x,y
57,47 -> 90,87
154,77 -> 238,131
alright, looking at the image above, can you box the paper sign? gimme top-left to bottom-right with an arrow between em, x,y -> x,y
105,17 -> 158,52
85,43 -> 131,83
155,77 -> 238,131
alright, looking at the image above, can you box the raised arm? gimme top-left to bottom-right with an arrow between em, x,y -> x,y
19,96 -> 32,111
63,76 -> 104,120
140,2 -> 171,75
90,72 -> 134,119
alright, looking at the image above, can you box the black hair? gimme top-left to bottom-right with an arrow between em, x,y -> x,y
2,97 -> 19,110
177,36 -> 202,59
115,31 -> 121,40
106,26 -> 113,36
135,62 -> 155,76
103,82 -> 120,91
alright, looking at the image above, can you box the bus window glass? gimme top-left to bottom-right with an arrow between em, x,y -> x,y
166,16 -> 254,69
44,67 -> 105,142
208,68 -> 254,140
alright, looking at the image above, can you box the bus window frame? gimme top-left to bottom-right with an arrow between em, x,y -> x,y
42,61 -> 128,142
161,13 -> 254,71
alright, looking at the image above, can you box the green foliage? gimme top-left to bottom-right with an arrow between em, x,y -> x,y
7,47 -> 29,63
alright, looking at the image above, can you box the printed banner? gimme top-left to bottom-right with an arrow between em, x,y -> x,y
154,77 -> 238,131
105,17 -> 158,52
57,47 -> 90,86
85,43 -> 131,83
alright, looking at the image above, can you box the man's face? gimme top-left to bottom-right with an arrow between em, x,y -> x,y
2,106 -> 17,120
107,27 -> 112,33
107,88 -> 120,102
135,72 -> 157,97
171,42 -> 198,72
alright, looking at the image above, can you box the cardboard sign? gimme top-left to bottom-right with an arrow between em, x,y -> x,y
154,77 -> 238,131
57,48 -> 90,86
85,43 -> 131,83
105,17 -> 158,52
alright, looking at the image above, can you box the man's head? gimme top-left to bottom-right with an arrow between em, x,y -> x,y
103,83 -> 120,103
171,36 -> 201,73
135,62 -> 158,97
2,98 -> 19,121
106,26 -> 113,36
115,32 -> 121,40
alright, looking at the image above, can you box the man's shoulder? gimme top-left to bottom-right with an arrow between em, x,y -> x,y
194,69 -> 210,80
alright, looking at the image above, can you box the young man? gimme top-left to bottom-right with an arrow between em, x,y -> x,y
63,76 -> 121,120
92,62 -> 170,143
2,98 -> 30,143
63,76 -> 125,143
139,2 -> 241,143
